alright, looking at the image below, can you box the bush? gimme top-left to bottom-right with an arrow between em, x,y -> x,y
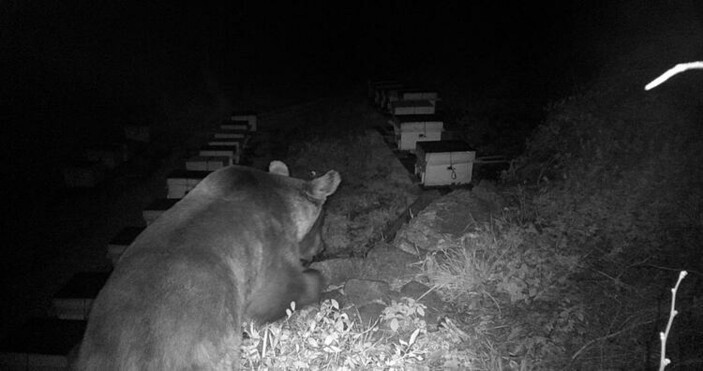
420,218 -> 586,368
497,84 -> 703,368
241,298 -> 484,370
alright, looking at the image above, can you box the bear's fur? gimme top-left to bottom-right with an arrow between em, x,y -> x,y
75,161 -> 341,370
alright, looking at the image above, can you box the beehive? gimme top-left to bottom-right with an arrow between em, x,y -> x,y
185,155 -> 230,172
391,115 -> 444,151
214,129 -> 248,140
142,198 -> 180,225
220,121 -> 249,131
230,112 -> 257,132
400,89 -> 439,102
52,272 -> 110,320
199,145 -> 239,165
207,138 -> 243,153
386,89 -> 439,111
0,318 -> 86,371
390,99 -> 435,115
415,141 -> 475,186
107,226 -> 145,265
166,170 -> 209,199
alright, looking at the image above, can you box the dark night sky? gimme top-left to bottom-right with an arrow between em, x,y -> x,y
2,1 -> 584,113
2,1 -> 673,115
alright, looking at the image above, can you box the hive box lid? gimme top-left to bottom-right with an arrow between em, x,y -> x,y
400,89 -> 439,99
185,155 -> 209,171
416,141 -> 476,164
0,318 -> 86,356
214,130 -> 248,139
54,272 -> 111,300
220,122 -> 249,131
207,139 -> 242,149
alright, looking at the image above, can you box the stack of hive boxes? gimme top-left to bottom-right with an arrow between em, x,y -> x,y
0,112 -> 260,370
368,78 -> 475,187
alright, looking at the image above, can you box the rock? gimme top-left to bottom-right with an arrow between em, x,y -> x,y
393,187 -> 505,255
361,243 -> 422,287
311,258 -> 364,287
344,279 -> 392,306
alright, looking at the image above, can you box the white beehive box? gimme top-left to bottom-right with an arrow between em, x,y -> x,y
62,162 -> 106,188
386,89 -> 440,111
52,272 -> 110,320
207,139 -> 242,152
400,89 -> 439,101
185,155 -> 209,171
391,115 -> 444,151
390,99 -> 435,115
220,121 -> 249,131
142,198 -> 180,225
230,112 -> 257,132
415,141 -> 475,186
213,132 -> 251,151
107,226 -> 145,266
0,318 -> 86,371
166,170 -> 209,199
214,130 -> 248,139
199,145 -> 239,165
124,125 -> 150,142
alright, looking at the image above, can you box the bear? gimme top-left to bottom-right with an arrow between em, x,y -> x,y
75,161 -> 341,370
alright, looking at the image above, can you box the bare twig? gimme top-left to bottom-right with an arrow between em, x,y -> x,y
659,270 -> 688,371
645,62 -> 703,90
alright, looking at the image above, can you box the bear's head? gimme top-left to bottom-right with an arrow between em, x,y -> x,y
267,161 -> 340,262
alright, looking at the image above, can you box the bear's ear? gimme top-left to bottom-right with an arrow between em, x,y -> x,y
269,161 -> 290,176
308,170 -> 341,200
